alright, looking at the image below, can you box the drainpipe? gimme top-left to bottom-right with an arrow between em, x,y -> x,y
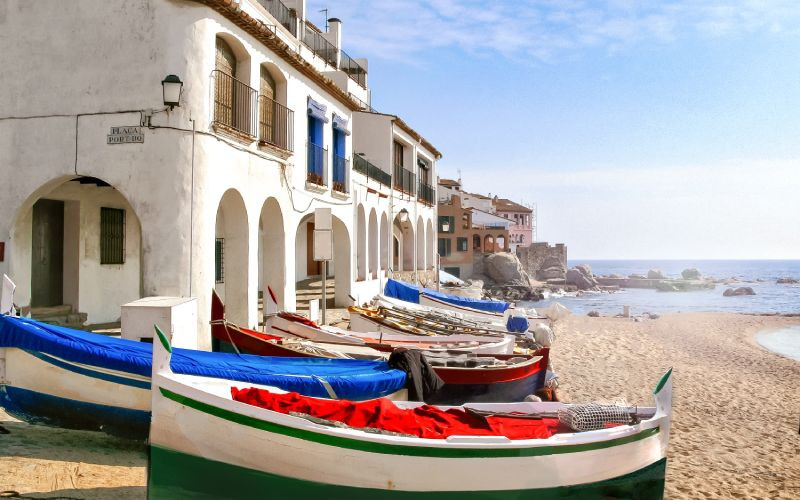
389,122 -> 395,280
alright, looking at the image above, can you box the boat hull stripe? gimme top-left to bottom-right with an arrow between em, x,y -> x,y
159,387 -> 660,458
149,445 -> 668,498
25,350 -> 151,389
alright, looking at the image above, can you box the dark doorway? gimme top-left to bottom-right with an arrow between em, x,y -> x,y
31,199 -> 64,307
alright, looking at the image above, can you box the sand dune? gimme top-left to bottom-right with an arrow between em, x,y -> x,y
1,312 -> 798,498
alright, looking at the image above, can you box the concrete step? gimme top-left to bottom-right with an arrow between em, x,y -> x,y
30,305 -> 72,317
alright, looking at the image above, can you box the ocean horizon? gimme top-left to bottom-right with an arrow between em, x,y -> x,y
525,258 -> 800,315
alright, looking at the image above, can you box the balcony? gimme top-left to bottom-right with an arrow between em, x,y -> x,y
301,23 -> 338,68
353,155 -> 391,186
258,96 -> 294,152
340,49 -> 367,88
300,23 -> 368,90
332,154 -> 349,194
211,70 -> 258,138
418,181 -> 435,206
307,142 -> 328,187
257,0 -> 297,36
393,164 -> 416,195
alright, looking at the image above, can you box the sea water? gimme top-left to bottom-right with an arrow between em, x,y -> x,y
519,259 -> 800,361
757,327 -> 800,362
523,259 -> 800,316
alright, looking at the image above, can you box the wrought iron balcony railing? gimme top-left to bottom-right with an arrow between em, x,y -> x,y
257,0 -> 297,36
301,23 -> 338,68
340,49 -> 367,88
418,181 -> 435,205
258,96 -> 294,152
307,142 -> 328,186
211,70 -> 258,138
332,154 -> 349,194
353,155 -> 391,186
393,164 -> 416,195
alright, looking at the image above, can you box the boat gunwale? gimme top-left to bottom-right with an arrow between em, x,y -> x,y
153,371 -> 665,454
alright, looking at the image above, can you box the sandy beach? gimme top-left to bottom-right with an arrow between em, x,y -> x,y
2,312 -> 799,498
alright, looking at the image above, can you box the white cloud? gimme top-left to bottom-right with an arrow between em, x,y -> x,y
306,0 -> 800,63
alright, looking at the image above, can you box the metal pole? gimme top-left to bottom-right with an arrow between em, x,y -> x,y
321,261 -> 327,325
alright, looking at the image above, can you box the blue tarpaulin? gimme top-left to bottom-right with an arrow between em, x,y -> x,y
506,315 -> 530,333
384,279 -> 421,303
384,279 -> 510,314
423,289 -> 509,314
0,316 -> 405,400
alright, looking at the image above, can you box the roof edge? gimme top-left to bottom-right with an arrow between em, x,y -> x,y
190,0 -> 362,112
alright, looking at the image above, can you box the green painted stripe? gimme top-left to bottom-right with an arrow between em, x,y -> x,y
154,325 -> 172,353
149,445 -> 668,499
159,387 -> 660,459
653,368 -> 672,394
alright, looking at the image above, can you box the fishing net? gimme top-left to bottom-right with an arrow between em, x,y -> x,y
557,402 -> 638,432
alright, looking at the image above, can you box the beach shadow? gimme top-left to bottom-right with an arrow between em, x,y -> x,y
1,418 -> 147,467
7,486 -> 145,499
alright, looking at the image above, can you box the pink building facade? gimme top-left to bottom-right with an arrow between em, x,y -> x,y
494,198 -> 533,252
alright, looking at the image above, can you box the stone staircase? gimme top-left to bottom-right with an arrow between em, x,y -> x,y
294,277 -> 335,314
29,305 -> 87,329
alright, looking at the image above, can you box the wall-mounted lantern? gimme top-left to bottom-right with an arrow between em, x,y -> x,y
161,75 -> 184,109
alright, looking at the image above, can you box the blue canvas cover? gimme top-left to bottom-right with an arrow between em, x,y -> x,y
0,316 -> 405,400
384,279 -> 421,303
386,278 -> 509,313
423,289 -> 510,313
506,315 -> 530,333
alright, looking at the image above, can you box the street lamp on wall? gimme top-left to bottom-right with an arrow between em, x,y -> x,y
161,74 -> 184,109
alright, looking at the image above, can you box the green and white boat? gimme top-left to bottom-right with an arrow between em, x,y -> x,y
149,326 -> 673,499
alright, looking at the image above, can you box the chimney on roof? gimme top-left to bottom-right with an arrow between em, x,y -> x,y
327,18 -> 342,49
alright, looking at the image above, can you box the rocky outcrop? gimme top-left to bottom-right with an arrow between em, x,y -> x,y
484,253 -> 530,285
647,269 -> 666,279
682,268 -> 702,280
536,255 -> 566,280
777,277 -> 798,284
566,265 -> 599,291
723,287 -> 756,297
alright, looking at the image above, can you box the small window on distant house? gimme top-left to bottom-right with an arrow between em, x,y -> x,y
457,237 -> 468,252
461,213 -> 469,229
100,207 -> 125,264
520,235 -> 525,244
438,216 -> 455,233
215,238 -> 225,283
438,238 -> 452,257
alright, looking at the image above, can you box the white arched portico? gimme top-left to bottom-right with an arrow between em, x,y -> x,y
214,189 -> 249,326
380,212 -> 389,274
9,176 -> 143,325
393,210 -> 414,272
356,204 -> 367,280
368,208 -> 378,279
258,197 -> 286,311
416,216 -> 425,271
426,219 -> 435,271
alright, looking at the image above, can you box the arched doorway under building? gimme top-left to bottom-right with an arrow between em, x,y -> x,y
10,176 -> 143,326
258,197 -> 286,312
294,213 -> 352,311
214,189 -> 249,327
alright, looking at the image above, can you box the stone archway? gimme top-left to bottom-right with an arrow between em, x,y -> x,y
214,189 -> 249,326
368,209 -> 378,279
10,176 -> 143,326
416,216 -> 425,271
258,197 -> 286,311
356,204 -> 367,280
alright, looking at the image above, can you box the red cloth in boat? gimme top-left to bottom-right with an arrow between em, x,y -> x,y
231,387 -> 563,440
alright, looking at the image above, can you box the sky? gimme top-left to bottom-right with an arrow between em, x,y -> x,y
308,1 -> 800,259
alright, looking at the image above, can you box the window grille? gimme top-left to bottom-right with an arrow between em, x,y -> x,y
100,207 -> 125,264
215,238 -> 225,283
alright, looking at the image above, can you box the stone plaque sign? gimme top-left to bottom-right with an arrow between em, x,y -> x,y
107,126 -> 144,144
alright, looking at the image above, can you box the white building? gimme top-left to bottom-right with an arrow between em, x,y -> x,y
0,0 -> 439,347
